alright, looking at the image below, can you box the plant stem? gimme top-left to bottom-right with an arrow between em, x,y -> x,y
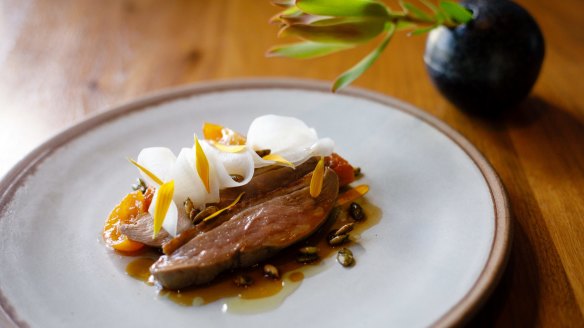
391,12 -> 459,29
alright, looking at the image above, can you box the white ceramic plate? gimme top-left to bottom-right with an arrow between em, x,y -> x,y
0,79 -> 510,328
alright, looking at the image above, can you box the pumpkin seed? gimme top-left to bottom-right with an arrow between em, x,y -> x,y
255,149 -> 271,157
193,206 -> 218,224
296,254 -> 319,263
349,202 -> 365,221
299,246 -> 318,255
327,223 -> 354,246
263,264 -> 280,279
183,198 -> 194,216
337,248 -> 355,267
297,246 -> 319,263
230,174 -> 244,183
335,223 -> 354,236
328,234 -> 350,246
233,274 -> 253,287
189,208 -> 201,223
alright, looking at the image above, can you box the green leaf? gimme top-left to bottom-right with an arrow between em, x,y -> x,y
267,41 -> 355,59
332,23 -> 396,92
402,2 -> 433,22
418,0 -> 439,13
410,24 -> 437,36
279,6 -> 302,17
439,1 -> 473,24
437,12 -> 448,25
270,6 -> 303,24
280,17 -> 386,44
272,0 -> 295,7
273,12 -> 321,25
416,0 -> 450,25
395,20 -> 418,31
308,16 -> 374,26
296,0 -> 390,18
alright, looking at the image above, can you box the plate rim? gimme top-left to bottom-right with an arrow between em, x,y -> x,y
0,78 -> 511,328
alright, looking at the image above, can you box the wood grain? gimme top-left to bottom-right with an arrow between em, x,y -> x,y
0,0 -> 582,326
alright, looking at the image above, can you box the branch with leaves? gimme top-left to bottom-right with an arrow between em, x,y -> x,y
267,0 -> 473,91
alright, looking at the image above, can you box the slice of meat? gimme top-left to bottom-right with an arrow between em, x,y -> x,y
151,168 -> 339,290
161,158 -> 322,254
122,158 -> 320,249
120,213 -> 171,247
217,157 -> 319,205
120,209 -> 193,247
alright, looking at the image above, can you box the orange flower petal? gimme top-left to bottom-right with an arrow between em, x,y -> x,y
152,180 -> 175,238
194,135 -> 211,193
128,158 -> 164,186
262,153 -> 295,168
310,157 -> 325,198
337,184 -> 370,206
203,192 -> 245,222
211,142 -> 247,153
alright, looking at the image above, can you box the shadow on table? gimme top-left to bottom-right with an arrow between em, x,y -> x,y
504,96 -> 550,127
464,96 -> 584,326
469,95 -> 584,133
507,96 -> 584,133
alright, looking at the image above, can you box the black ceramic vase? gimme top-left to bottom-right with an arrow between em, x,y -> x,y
424,0 -> 545,116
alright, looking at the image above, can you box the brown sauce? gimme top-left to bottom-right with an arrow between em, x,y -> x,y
126,257 -> 156,285
125,198 -> 381,311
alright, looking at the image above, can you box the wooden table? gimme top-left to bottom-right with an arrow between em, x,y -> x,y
1,0 -> 582,326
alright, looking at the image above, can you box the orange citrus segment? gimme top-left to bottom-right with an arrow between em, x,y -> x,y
103,190 -> 147,252
202,123 -> 224,141
325,153 -> 356,186
202,122 -> 246,145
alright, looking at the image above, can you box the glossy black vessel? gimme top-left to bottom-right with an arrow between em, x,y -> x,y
424,0 -> 545,116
